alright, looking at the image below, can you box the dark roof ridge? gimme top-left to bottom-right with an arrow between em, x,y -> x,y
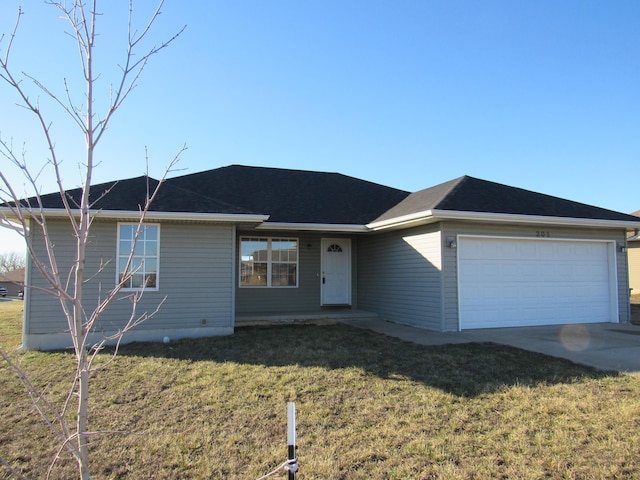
170,164 -> 410,195
227,164 -> 347,177
172,164 -> 334,179
86,174 -> 159,189
371,175 -> 465,223
430,175 -> 470,209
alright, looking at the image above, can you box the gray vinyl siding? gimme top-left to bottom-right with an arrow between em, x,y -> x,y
25,219 -> 235,338
357,224 -> 442,329
235,232 -> 357,314
440,222 -> 631,331
629,241 -> 640,294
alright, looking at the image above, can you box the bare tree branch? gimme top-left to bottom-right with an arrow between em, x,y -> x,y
0,251 -> 25,271
0,2 -> 186,478
0,455 -> 29,480
0,350 -> 77,461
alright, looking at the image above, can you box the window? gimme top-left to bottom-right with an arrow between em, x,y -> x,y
327,243 -> 343,252
240,237 -> 298,287
117,224 -> 159,289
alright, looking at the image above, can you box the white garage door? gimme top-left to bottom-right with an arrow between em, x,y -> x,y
458,237 -> 615,329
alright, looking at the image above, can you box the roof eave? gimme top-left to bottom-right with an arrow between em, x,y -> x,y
255,222 -> 369,233
0,207 -> 270,224
367,209 -> 640,231
367,210 -> 437,231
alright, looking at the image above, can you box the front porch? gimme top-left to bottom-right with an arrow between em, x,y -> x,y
235,309 -> 379,327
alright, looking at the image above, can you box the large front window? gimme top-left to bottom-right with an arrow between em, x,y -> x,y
240,237 -> 298,287
117,224 -> 159,289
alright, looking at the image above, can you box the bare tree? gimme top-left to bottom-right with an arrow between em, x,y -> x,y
0,1 -> 185,479
0,251 -> 25,272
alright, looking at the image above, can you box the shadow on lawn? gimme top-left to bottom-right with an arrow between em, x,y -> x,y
113,324 -> 615,398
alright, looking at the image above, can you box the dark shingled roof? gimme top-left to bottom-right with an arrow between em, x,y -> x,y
31,167 -> 640,225
33,175 -> 256,215
164,165 -> 411,224
374,176 -> 640,223
34,165 -> 411,224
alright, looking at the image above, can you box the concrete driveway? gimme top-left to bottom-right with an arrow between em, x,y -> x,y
346,319 -> 640,374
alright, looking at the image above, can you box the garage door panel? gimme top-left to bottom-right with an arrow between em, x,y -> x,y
459,238 -> 614,329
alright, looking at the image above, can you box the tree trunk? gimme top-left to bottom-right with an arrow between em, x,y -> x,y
0,3 -> 184,478
77,355 -> 90,480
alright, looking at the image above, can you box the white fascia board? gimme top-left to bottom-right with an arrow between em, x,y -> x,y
367,210 -> 435,231
367,208 -> 640,231
0,207 -> 270,224
255,222 -> 369,233
432,209 -> 640,229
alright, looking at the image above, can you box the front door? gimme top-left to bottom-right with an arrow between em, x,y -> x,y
321,238 -> 351,305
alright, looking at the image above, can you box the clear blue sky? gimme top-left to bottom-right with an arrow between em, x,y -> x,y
1,0 -> 639,254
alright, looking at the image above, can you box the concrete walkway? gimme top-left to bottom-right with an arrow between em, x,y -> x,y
345,318 -> 640,375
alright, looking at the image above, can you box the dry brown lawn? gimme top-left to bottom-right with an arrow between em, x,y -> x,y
2,300 -> 640,479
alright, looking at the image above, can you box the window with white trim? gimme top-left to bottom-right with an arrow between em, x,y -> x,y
117,224 -> 159,289
240,237 -> 298,287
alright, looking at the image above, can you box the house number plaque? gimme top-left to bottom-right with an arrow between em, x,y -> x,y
535,230 -> 551,238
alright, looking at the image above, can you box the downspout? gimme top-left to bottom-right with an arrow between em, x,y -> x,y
231,225 -> 237,330
18,219 -> 32,352
439,230 -> 445,332
625,236 -> 631,324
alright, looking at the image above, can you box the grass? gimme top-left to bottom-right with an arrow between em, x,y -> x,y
2,301 -> 640,479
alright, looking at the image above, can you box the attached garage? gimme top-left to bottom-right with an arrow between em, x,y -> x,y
458,236 -> 617,329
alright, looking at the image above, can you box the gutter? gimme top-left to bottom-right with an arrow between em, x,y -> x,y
367,209 -> 640,231
255,222 -> 369,233
367,210 -> 438,231
0,207 -> 270,224
6,206 -> 639,234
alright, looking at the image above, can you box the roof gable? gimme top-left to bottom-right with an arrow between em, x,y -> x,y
438,177 -> 636,221
374,176 -> 640,224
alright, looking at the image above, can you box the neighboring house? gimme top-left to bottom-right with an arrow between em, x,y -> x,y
0,268 -> 25,297
629,210 -> 640,294
5,165 -> 640,350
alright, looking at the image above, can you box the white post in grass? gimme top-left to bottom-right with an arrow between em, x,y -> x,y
287,402 -> 297,479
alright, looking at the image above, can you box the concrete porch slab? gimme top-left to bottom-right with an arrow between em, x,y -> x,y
236,309 -> 379,327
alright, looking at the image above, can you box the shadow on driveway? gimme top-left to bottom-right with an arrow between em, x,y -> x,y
346,319 -> 640,375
